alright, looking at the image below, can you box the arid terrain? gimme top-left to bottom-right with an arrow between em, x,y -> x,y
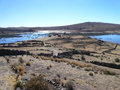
0,31 -> 120,90
1,22 -> 120,35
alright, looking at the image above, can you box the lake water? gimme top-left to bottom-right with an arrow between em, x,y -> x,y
89,34 -> 120,44
0,32 -> 49,44
1,32 -> 120,45
0,30 -> 69,44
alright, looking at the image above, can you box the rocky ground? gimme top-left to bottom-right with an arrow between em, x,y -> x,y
0,33 -> 120,90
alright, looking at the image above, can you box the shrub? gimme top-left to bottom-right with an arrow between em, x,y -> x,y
114,58 -> 120,62
31,73 -> 36,76
49,64 -> 53,67
24,76 -> 53,90
18,57 -> 24,63
81,55 -> 85,60
26,62 -> 31,66
10,63 -> 19,69
93,84 -> 97,88
64,77 -> 67,80
70,62 -> 90,67
14,66 -> 24,75
47,66 -> 50,70
85,67 -> 92,71
50,57 -> 55,61
89,72 -> 94,76
45,45 -> 51,47
35,55 -> 39,59
61,80 -> 66,87
19,66 -> 24,72
66,80 -> 74,90
103,70 -> 116,75
52,78 -> 60,85
39,73 -> 45,77
6,58 -> 10,63
14,82 -> 24,90
40,56 -> 49,60
56,74 -> 60,78
19,71 -> 24,75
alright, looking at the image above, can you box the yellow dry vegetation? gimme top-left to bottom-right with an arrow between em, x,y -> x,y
14,66 -> 24,75
32,55 -> 91,68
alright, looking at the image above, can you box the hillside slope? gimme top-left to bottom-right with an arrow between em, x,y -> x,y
1,22 -> 120,33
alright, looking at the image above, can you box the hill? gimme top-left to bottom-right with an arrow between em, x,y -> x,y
1,22 -> 120,34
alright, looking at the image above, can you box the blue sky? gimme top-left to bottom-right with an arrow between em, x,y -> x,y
0,0 -> 120,27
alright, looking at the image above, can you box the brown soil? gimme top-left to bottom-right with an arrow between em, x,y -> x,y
0,33 -> 120,90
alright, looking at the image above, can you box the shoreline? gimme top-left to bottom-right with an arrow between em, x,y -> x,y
0,32 -> 120,45
0,32 -> 120,90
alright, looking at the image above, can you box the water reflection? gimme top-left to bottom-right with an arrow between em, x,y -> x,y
0,33 -> 48,44
89,34 -> 120,44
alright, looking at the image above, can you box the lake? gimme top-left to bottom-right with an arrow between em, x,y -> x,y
0,32 -> 49,44
0,30 -> 69,44
89,34 -> 120,44
1,32 -> 120,45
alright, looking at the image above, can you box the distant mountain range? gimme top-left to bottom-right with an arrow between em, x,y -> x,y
0,22 -> 120,34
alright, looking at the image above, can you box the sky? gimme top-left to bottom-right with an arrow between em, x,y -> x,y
0,0 -> 120,27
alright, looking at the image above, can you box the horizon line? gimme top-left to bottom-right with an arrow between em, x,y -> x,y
1,21 -> 120,28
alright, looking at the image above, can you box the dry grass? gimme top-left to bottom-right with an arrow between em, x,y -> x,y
19,71 -> 24,75
31,73 -> 36,76
84,67 -> 93,71
70,61 -> 91,67
54,58 -> 67,62
39,73 -> 45,78
103,70 -> 117,75
26,62 -> 31,66
89,72 -> 94,76
40,56 -> 49,60
61,80 -> 67,87
49,64 -> 53,67
14,66 -> 24,75
32,55 -> 40,59
18,57 -> 24,63
10,63 -> 20,69
32,55 -> 91,68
